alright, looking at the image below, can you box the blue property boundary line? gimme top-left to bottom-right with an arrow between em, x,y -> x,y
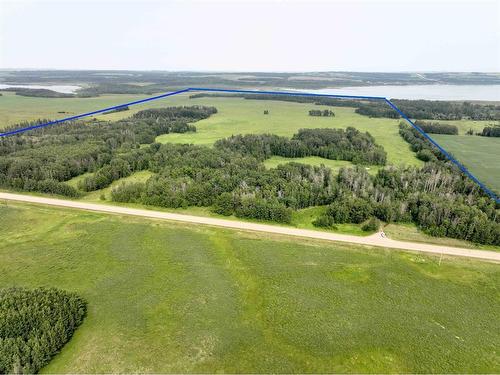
0,86 -> 498,203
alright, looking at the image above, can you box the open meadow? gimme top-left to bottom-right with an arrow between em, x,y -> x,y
0,91 -> 422,167
0,202 -> 498,373
432,134 -> 500,194
154,95 -> 421,167
0,91 -> 150,128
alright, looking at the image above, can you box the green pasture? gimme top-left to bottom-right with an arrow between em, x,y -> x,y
432,134 -> 500,194
0,202 -> 498,373
263,156 -> 382,175
154,96 -> 422,167
0,91 -> 149,128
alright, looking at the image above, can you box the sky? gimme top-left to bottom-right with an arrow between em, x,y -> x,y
0,0 -> 499,72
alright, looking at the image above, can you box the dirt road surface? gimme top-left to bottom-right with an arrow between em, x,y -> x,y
1,192 -> 499,262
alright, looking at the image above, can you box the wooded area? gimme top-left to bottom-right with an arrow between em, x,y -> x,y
414,120 -> 458,135
480,125 -> 500,137
0,287 -> 86,374
0,106 -> 498,245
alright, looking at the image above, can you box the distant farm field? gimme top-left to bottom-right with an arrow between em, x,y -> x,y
0,202 -> 498,373
0,91 -> 149,128
432,134 -> 500,194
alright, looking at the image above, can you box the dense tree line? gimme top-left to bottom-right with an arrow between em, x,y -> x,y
107,127 -> 499,244
398,122 -> 446,162
0,106 -> 215,196
356,100 -> 500,121
215,128 -> 387,165
189,93 -> 500,121
103,105 -> 129,115
480,125 -> 500,137
111,143 -> 338,223
0,287 -> 87,374
309,109 -> 335,117
188,92 -> 368,108
414,120 -> 458,135
313,164 -> 500,245
1,88 -> 75,98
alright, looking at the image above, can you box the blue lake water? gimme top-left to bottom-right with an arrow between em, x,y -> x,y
297,84 -> 500,101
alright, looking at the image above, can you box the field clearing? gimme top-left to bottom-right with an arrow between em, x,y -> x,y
432,134 -> 500,194
153,96 -> 422,167
0,202 -> 498,373
263,156 -> 382,175
67,170 -> 154,201
0,92 -> 421,166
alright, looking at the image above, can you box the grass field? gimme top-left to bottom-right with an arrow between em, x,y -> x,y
0,91 -> 151,128
0,92 -> 422,166
0,202 -> 498,373
432,134 -> 500,194
383,222 -> 500,251
153,96 -> 422,166
263,156 -> 382,175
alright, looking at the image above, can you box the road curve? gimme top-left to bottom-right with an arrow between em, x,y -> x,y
1,192 -> 499,262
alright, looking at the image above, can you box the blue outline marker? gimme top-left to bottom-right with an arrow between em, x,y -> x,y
0,88 -> 191,137
0,86 -> 498,203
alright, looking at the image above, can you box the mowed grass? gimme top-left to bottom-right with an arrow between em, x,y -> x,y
153,96 -> 422,167
0,202 -> 498,373
432,134 -> 500,194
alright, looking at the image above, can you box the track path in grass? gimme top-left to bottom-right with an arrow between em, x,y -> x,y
1,192 -> 499,262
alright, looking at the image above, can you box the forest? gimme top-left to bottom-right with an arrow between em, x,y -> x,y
355,100 -> 500,120
0,106 -> 216,196
0,105 -> 498,245
0,287 -> 87,374
309,109 -> 335,117
480,125 -> 500,137
0,88 -> 75,98
214,128 -> 387,165
414,120 -> 458,135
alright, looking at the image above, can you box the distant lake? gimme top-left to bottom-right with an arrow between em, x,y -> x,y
298,85 -> 500,101
0,84 -> 81,94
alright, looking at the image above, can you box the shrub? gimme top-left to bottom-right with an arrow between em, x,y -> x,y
312,214 -> 336,228
362,217 -> 381,232
416,149 -> 436,162
212,193 -> 238,216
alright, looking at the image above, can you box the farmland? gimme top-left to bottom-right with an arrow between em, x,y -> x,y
0,91 -> 150,128
432,134 -> 500,194
0,202 -> 498,373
